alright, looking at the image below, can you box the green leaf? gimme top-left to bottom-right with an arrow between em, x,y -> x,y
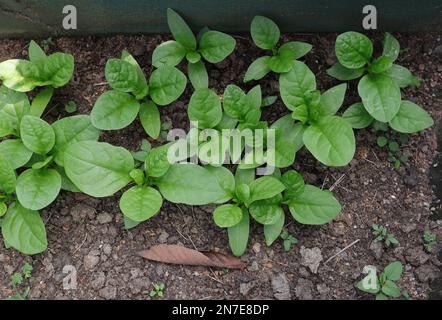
188,60 -> 209,90
268,50 -> 294,73
368,56 -> 394,74
0,85 -> 31,129
40,52 -> 75,88
279,41 -> 312,59
271,115 -> 304,168
357,278 -> 380,294
156,164 -> 227,205
64,141 -> 134,197
303,116 -> 355,166
188,88 -> 222,128
264,212 -> 285,246
0,139 -> 33,169
235,168 -> 255,186
235,184 -> 250,203
149,66 -> 187,106
0,59 -> 38,92
246,85 -> 262,109
377,136 -> 388,147
152,40 -> 187,68
376,293 -> 388,300
358,74 -> 401,122
55,167 -> 80,193
16,168 -> 61,210
32,155 -> 53,170
250,16 -> 280,50
289,185 -> 341,225
389,101 -> 433,133
1,203 -> 47,255
119,186 -> 163,222
384,261 -> 403,281
91,90 -> 140,130
205,166 -> 235,203
28,87 -> 53,118
281,170 -> 305,200
139,100 -> 161,139
381,280 -> 401,298
249,201 -> 283,225
145,144 -> 171,178
261,95 -> 277,107
213,204 -> 243,228
0,113 -> 13,137
0,202 -> 7,217
105,59 -> 148,99
223,84 -> 246,119
28,40 -> 47,63
317,83 -> 347,116
0,153 -> 16,194
382,33 -> 400,61
51,115 -> 100,167
335,31 -> 373,69
124,216 -> 142,230
20,115 -> 55,155
228,208 -> 249,256
166,8 -> 196,50
326,62 -> 365,81
186,51 -> 201,63
385,64 -> 420,88
279,61 -> 316,111
343,102 -> 374,129
199,31 -> 236,63
249,176 -> 285,204
244,56 -> 271,83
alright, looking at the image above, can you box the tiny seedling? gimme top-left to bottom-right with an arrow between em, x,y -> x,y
65,101 -> 77,113
373,123 -> 410,168
244,16 -> 312,82
41,38 -> 54,51
149,282 -> 165,298
423,230 -> 437,253
5,262 -> 33,300
280,230 -> 298,252
372,224 -> 399,247
357,261 -> 403,300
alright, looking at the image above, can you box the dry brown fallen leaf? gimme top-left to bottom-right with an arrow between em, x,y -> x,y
138,244 -> 246,270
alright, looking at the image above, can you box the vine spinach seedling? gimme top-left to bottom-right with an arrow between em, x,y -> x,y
357,261 -> 403,300
5,262 -> 33,300
280,230 -> 298,252
423,230 -> 437,253
372,224 -> 399,247
0,40 -> 74,92
244,16 -> 312,82
152,8 -> 236,90
91,50 -> 187,139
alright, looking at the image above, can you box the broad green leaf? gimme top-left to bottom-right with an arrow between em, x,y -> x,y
279,41 -> 312,59
357,278 -> 380,294
156,163 -> 227,205
264,212 -> 285,246
358,74 -> 401,122
317,83 -> 347,116
327,62 -> 365,81
280,61 -> 316,111
235,184 -> 251,203
40,52 -> 75,88
381,280 -> 401,298
32,155 -> 53,170
149,66 -> 187,106
205,166 -> 235,203
152,40 -> 187,67
199,31 -> 236,63
382,33 -> 400,61
64,141 -> 134,197
251,16 -> 280,50
385,64 -> 420,88
249,201 -> 283,225
235,168 -> 255,186
0,59 -> 39,92
55,167 -> 81,193
167,8 -> 196,50
281,170 -> 305,200
376,293 -> 388,300
105,59 -> 148,99
249,176 -> 285,204
20,115 -> 55,155
188,60 -> 209,90
124,216 -> 142,230
343,102 -> 374,129
119,186 -> 163,222
268,50 -> 294,73
246,85 -> 262,110
28,87 -> 54,118
228,208 -> 250,256
121,50 -> 150,99
186,51 -> 201,63
213,204 -> 243,228
0,153 -> 16,194
188,88 -> 222,128
91,90 -> 140,130
1,203 -> 47,255
291,104 -> 309,123
28,40 -> 47,63
261,95 -> 278,107
0,85 -> 31,129
0,139 -> 33,169
271,115 -> 304,168
52,115 -> 100,166
145,144 -> 171,178
223,84 -> 246,119
368,56 -> 394,74
389,101 -> 433,133
139,100 -> 161,139
16,168 -> 61,210
0,202 -> 6,217
384,261 -> 403,281
335,32 -> 373,69
303,116 -> 355,166
0,114 -> 13,137
244,56 -> 271,83
289,185 -> 341,225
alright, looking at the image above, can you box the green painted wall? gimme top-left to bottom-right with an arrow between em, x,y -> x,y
0,0 -> 441,38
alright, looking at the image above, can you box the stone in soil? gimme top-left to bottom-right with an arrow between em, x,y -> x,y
295,278 -> 314,300
300,246 -> 323,274
271,273 -> 291,300
369,241 -> 384,260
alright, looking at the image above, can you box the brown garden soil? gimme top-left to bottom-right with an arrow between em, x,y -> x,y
0,32 -> 441,300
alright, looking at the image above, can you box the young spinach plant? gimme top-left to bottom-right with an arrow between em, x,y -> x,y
0,40 -> 74,92
244,16 -> 312,83
357,261 -> 403,300
91,50 -> 187,139
372,224 -> 399,247
423,230 -> 437,253
5,262 -> 33,300
152,8 -> 236,90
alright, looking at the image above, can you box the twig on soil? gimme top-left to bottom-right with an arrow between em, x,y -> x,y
362,156 -> 380,168
324,239 -> 360,265
93,82 -> 108,86
73,234 -> 88,255
330,173 -> 346,191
